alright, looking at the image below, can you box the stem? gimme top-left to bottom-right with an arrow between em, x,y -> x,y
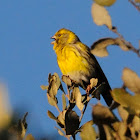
55,104 -> 61,113
128,0 -> 140,12
80,100 -> 89,122
112,27 -> 140,57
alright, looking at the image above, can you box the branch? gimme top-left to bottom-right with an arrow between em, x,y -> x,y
128,0 -> 140,12
112,27 -> 140,57
79,99 -> 89,122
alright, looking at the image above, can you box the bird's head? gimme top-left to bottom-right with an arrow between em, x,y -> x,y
51,28 -> 80,47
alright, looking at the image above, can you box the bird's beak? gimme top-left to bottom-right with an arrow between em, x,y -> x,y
51,35 -> 56,44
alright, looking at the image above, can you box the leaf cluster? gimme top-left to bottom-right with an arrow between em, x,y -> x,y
0,112 -> 35,140
41,67 -> 140,140
41,74 -> 101,140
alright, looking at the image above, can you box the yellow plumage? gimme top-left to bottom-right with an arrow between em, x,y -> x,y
51,28 -> 112,106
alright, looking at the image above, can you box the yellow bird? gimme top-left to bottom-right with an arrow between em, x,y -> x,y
51,28 -> 113,106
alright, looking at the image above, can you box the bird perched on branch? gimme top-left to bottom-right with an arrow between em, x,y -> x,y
51,28 -> 113,106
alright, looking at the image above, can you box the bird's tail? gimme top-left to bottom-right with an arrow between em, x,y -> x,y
101,83 -> 113,106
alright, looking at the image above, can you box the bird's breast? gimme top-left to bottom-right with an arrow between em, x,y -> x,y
56,46 -> 92,84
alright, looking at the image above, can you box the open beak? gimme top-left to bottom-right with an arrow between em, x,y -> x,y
51,35 -> 56,44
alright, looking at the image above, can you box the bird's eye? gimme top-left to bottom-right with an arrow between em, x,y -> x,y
58,34 -> 61,37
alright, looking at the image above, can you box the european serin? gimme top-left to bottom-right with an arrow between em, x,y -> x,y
51,28 -> 113,106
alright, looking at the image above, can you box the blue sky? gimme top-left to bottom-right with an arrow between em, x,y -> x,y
0,0 -> 140,139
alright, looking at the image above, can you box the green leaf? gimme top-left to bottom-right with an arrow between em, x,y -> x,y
73,87 -> 84,111
111,88 -> 140,116
47,110 -> 57,121
80,121 -> 96,140
122,68 -> 140,94
62,93 -> 66,110
65,109 -> 80,135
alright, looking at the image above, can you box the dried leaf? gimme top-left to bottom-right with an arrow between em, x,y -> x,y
117,122 -> 127,139
62,93 -> 67,110
40,85 -> 48,90
132,115 -> 140,132
55,127 -> 65,136
48,73 -> 52,84
137,132 -> 140,140
53,73 -> 61,90
135,0 -> 140,3
92,103 -> 117,125
103,125 -> 115,140
47,110 -> 57,121
111,88 -> 140,116
94,0 -> 116,6
0,84 -> 11,129
47,94 -> 57,106
9,113 -> 28,139
62,75 -> 72,86
49,80 -> 58,96
25,134 -> 35,140
91,38 -> 129,57
115,38 -> 129,51
80,121 -> 96,140
73,87 -> 84,111
91,3 -> 112,29
122,68 -> 140,94
129,126 -> 137,140
65,109 -> 80,135
47,73 -> 62,97
118,106 -> 129,122
90,78 -> 98,89
57,111 -> 66,126
91,38 -> 115,57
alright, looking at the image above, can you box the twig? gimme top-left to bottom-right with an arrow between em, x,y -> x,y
79,100 -> 89,122
128,0 -> 140,12
80,85 -> 102,122
112,27 -> 140,57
